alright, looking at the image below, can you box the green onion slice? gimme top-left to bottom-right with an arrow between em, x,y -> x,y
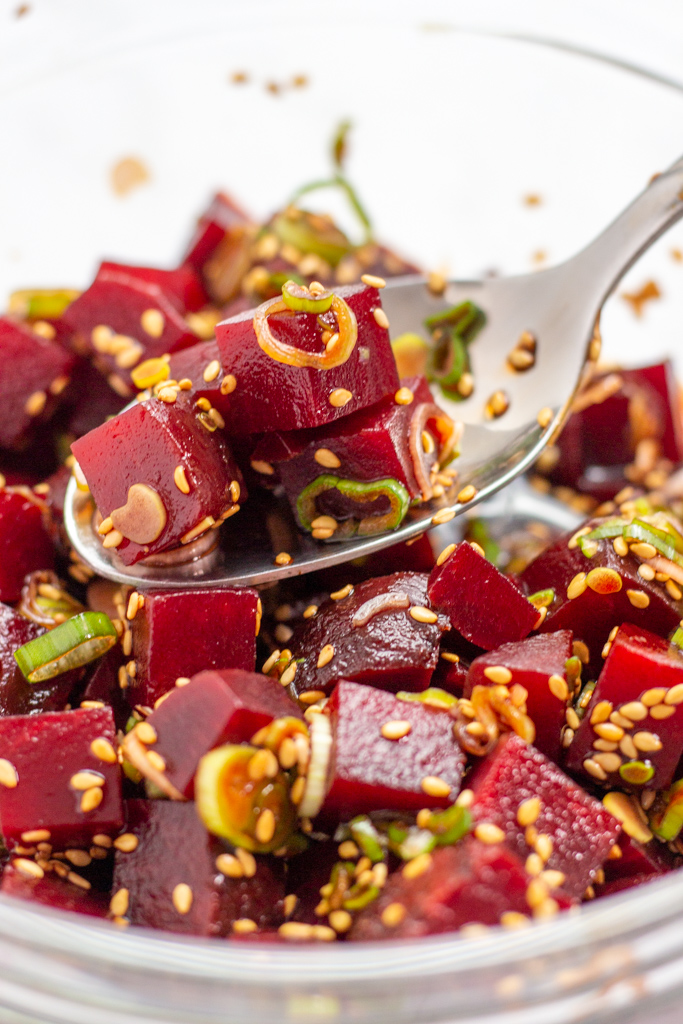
281,279 -> 335,314
650,778 -> 683,841
14,611 -> 118,683
424,300 -> 486,342
349,816 -> 385,863
297,474 -> 410,538
396,687 -> 457,710
528,588 -> 555,609
8,288 -> 81,321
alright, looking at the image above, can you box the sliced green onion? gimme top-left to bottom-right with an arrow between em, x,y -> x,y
281,280 -> 334,314
424,804 -> 472,846
343,884 -> 380,912
465,520 -> 501,566
619,760 -> 655,787
388,824 -> 436,860
396,687 -> 457,710
349,816 -> 385,863
272,207 -> 351,266
391,333 -> 430,378
575,680 -> 596,720
672,626 -> 683,649
8,288 -> 81,321
297,474 -> 410,538
424,301 -> 486,342
429,329 -> 469,393
14,611 -> 118,683
650,778 -> 683,840
528,588 -> 555,609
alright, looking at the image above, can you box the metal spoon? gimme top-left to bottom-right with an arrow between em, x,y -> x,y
65,155 -> 683,589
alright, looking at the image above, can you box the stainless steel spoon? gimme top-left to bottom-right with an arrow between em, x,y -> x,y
64,155 -> 683,589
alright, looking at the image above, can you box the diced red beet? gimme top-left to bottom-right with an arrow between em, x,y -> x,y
567,623 -> 683,792
0,487 -> 54,602
349,838 -> 572,940
469,733 -> 620,899
428,540 -> 539,650
61,357 -> 127,438
595,834 -> 677,899
144,669 -> 303,797
465,631 -> 574,762
80,646 -> 129,731
71,395 -> 243,565
182,193 -> 255,304
0,602 -> 76,716
0,317 -> 75,449
128,587 -> 259,707
520,524 -> 683,674
112,800 -> 284,935
1,863 -> 108,917
61,264 -> 201,394
429,653 -> 470,697
97,261 -> 207,313
321,679 -> 465,820
288,573 -> 449,698
211,284 -> 400,435
284,840 -> 341,925
595,872 -> 664,897
0,706 -> 123,848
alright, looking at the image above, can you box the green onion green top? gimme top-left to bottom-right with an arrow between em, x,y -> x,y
14,611 -> 118,683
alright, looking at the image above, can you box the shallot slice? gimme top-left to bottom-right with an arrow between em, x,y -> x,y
352,592 -> 411,628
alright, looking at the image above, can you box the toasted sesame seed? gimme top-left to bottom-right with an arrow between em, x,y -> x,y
632,731 -> 662,752
625,589 -> 650,609
394,386 -> 414,405
603,792 -> 653,844
409,606 -> 438,624
475,823 -> 505,845
146,750 -> 166,772
113,833 -> 138,853
583,758 -> 608,781
525,853 -> 544,876
666,579 -> 683,601
548,674 -> 568,701
262,650 -> 282,675
526,878 -> 549,911
630,541 -> 658,560
97,517 -> 114,536
361,274 -> 386,289
338,840 -> 359,860
278,921 -> 314,941
216,853 -> 243,878
380,719 -> 412,741
436,543 -> 456,566
620,701 -> 649,722
612,535 -> 629,557
441,651 -> 460,663
500,912 -> 531,931
330,584 -> 353,600
638,563 -> 656,581
13,858 -> 44,880
590,701 -> 613,725
537,407 -> 553,429
67,871 -> 91,890
431,508 -> 455,525
534,834 -> 553,861
65,849 -> 91,867
0,759 -> 18,789
373,307 -> 390,329
317,644 -> 335,668
665,683 -> 683,705
485,389 -> 510,419
566,573 -> 587,600
255,808 -> 276,845
172,883 -> 193,915
70,771 -> 105,791
299,689 -> 325,706
456,789 -> 474,808
80,787 -> 104,813
236,848 -> 257,878
329,388 -> 352,408
517,798 -> 541,827
594,722 -> 624,742
483,665 -> 513,684
421,775 -> 451,798
231,918 -> 258,935
248,748 -> 279,781
326,909 -> 352,934
592,751 -> 622,773
274,552 -> 293,566
102,529 -> 123,549
402,852 -> 433,879
109,888 -> 129,917
283,894 -> 298,919
171,464 -> 191,495
25,390 -> 47,417
279,662 -> 297,687
201,360 -> 220,384
311,447 -> 342,472
290,775 -> 306,804
381,902 -> 406,928
566,707 -> 580,730
457,484 -> 477,504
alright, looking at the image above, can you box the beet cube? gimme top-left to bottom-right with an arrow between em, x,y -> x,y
212,284 -> 400,435
465,631 -> 574,762
595,834 -> 677,899
80,646 -> 129,731
428,541 -> 539,650
0,602 -> 75,716
349,838 -> 572,940
520,523 -> 683,675
288,572 -> 449,698
112,800 -> 284,935
1,863 -> 108,917
71,395 -> 243,565
322,679 -> 465,820
144,668 -> 303,797
129,587 -> 259,707
97,261 -> 207,314
0,706 -> 123,848
0,487 -> 54,603
0,317 -> 75,449
567,622 -> 683,792
182,192 -> 254,304
469,733 -> 620,899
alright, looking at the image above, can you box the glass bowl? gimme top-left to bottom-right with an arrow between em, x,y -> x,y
2,4 -> 683,1021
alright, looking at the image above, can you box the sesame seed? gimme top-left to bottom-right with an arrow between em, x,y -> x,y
525,853 -> 543,876
274,552 -> 293,566
500,912 -> 530,932
373,307 -> 390,329
248,748 -> 279,781
583,758 -> 608,781
548,674 -> 568,701
525,878 -> 549,911
626,589 -> 650,609
534,833 -> 553,861
642,687 -> 667,707
172,883 -> 193,915
329,909 -> 353,933
666,579 -> 683,601
313,447 -> 341,470
594,722 -> 624,742
436,543 -> 456,566
402,852 -> 433,879
13,858 -> 44,880
613,535 -> 629,557
483,665 -> 513,684
303,604 -> 318,619
202,360 -> 221,383
592,751 -> 622,773
457,484 -> 477,504
589,701 -> 613,725
262,650 -> 282,675
317,644 -> 335,668
603,792 -> 653,844
113,833 -> 138,853
330,584 -> 353,600
619,701 -> 649,722
279,662 -> 297,687
537,407 -> 553,429
290,776 -> 306,805
278,922 -> 314,941
361,274 -> 386,289
70,771 -> 104,791
421,775 -> 451,798
665,684 -> 683,705
109,888 -> 129,917
456,789 -> 474,808
146,750 -> 166,772
485,390 -> 510,419
102,529 -> 123,549
329,388 -> 352,408
67,871 -> 91,890
394,386 -> 414,406
236,848 -> 257,878
80,787 -> 104,813
638,563 -> 656,581
632,731 -> 663,753
255,808 -> 276,844
381,902 -> 406,928
475,823 -> 505,845
232,918 -> 258,934
298,689 -> 325,706
0,759 -> 18,789
517,798 -> 541,827
409,606 -> 438,625
630,541 -> 658,560
65,849 -> 91,867
381,720 -> 412,740
338,840 -> 359,859
216,853 -> 243,878
172,465 -> 191,495
431,508 -> 455,525
25,390 -> 47,417
180,516 -> 215,544
135,722 -> 157,745
88,737 -> 117,765
441,651 -> 460,663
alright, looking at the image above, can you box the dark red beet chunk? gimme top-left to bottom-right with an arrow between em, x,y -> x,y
0,317 -> 74,449
182,192 -> 254,304
469,733 -> 620,900
61,263 -> 201,394
465,631 -> 574,762
112,800 -> 284,935
288,573 -> 449,698
520,523 -> 683,674
96,262 -> 207,314
81,646 -> 129,731
71,395 -> 243,565
349,839 -> 572,940
0,488 -> 54,602
284,840 -> 341,925
428,540 -> 539,650
145,669 -> 303,797
61,357 -> 127,438
595,834 -> 677,899
1,863 -> 108,917
129,587 -> 259,707
212,284 -> 400,435
322,679 -> 465,820
0,707 -> 123,848
567,623 -> 683,792
0,603 -> 76,716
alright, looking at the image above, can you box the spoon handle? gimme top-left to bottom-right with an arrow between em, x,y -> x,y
569,153 -> 683,305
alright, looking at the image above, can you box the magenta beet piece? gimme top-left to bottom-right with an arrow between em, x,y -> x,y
112,800 -> 284,935
60,263 -> 201,395
97,261 -> 207,314
62,357 -> 127,438
0,487 -> 54,602
70,395 -> 243,565
428,541 -> 539,650
349,838 -> 572,940
0,706 -> 123,848
128,587 -> 259,707
567,622 -> 683,792
430,653 -> 470,697
321,679 -> 465,820
1,863 -> 108,917
469,733 -> 620,899
465,631 -> 574,762
285,840 -> 341,925
145,669 -> 303,797
250,376 -> 457,537
211,284 -> 400,435
520,523 -> 683,674
0,317 -> 74,449
0,603 -> 75,716
182,193 -> 254,304
288,573 -> 449,698
596,834 -> 676,899
81,646 -> 129,731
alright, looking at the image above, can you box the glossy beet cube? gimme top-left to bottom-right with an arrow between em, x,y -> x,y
250,376 -> 456,535
469,734 -> 620,900
0,602 -> 76,716
322,679 -> 465,820
62,357 -> 127,439
96,262 -> 207,314
0,488 -> 54,602
145,669 -> 303,797
0,317 -> 75,449
520,524 -> 683,675
595,834 -> 677,899
0,706 -> 123,848
71,395 -> 243,565
211,284 -> 400,435
182,192 -> 254,304
285,840 -> 341,925
129,587 -> 259,707
567,623 -> 683,792
1,863 -> 108,917
81,646 -> 129,731
428,541 -> 539,650
349,838 -> 572,940
289,572 -> 449,698
113,800 -> 285,935
61,262 -> 201,394
465,631 -> 574,762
